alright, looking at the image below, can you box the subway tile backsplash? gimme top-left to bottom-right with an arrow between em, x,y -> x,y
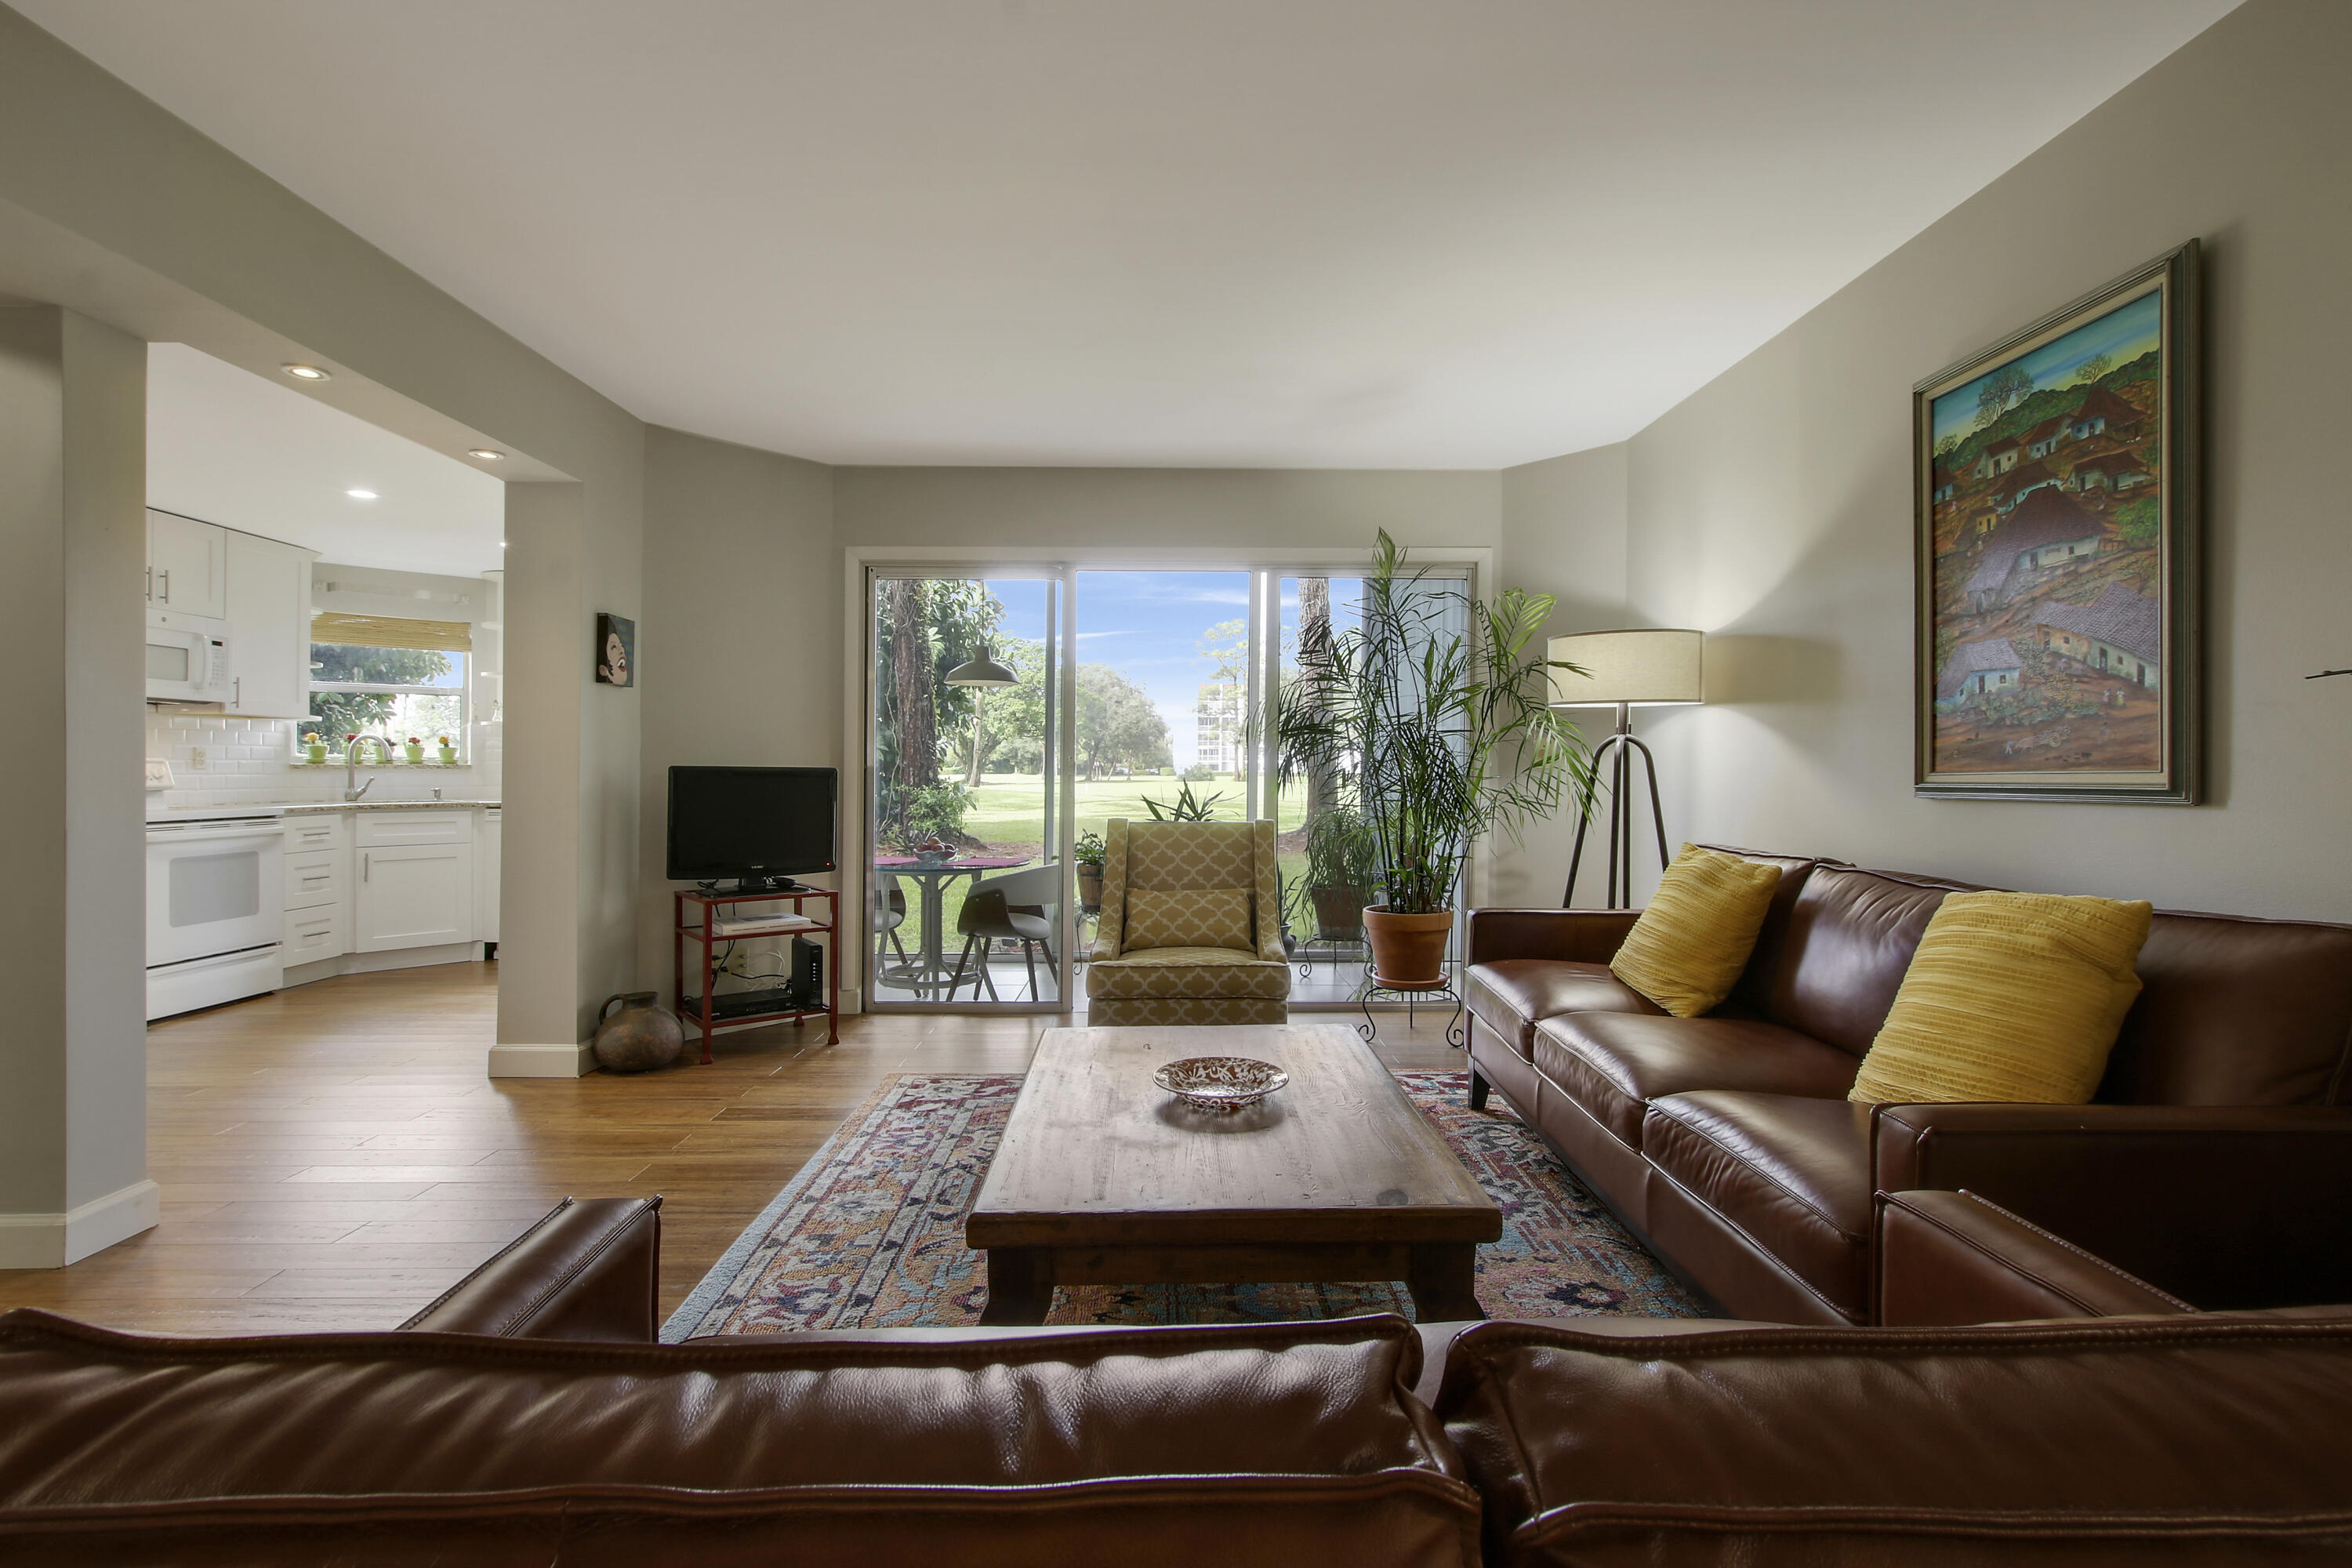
144,713 -> 491,811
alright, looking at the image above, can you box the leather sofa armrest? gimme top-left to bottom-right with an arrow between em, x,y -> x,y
1465,907 -> 1639,966
1871,1103 -> 2352,1311
1877,1189 -> 2195,1326
399,1196 -> 662,1341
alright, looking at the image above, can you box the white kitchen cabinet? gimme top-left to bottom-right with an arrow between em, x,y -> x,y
147,510 -> 228,619
354,811 -> 474,953
226,531 -> 316,718
354,843 -> 474,951
474,807 -> 500,943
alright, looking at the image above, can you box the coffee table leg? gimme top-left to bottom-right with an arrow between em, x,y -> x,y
978,1247 -> 1053,1326
1407,1243 -> 1484,1322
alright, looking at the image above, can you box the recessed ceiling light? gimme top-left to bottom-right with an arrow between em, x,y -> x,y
499,541 -> 508,548
281,363 -> 330,381
466,448 -> 506,461
346,488 -> 379,500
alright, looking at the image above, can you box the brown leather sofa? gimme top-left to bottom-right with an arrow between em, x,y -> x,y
9,1195 -> 2351,1566
1464,848 -> 2352,1325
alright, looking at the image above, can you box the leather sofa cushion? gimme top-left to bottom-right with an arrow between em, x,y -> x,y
0,1310 -> 1478,1567
1531,1015 -> 1859,1149
1762,865 -> 1972,1055
1436,1313 -> 2352,1567
1642,1092 -> 1875,1319
1467,960 -> 1661,1060
2104,909 -> 2352,1105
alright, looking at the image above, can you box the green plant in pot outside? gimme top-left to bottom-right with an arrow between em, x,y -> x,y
1271,530 -> 1592,985
1073,829 -> 1107,912
1294,804 -> 1382,942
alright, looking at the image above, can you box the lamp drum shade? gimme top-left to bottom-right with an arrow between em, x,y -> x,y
1548,628 -> 1704,707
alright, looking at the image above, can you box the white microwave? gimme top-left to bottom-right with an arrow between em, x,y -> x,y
146,610 -> 232,702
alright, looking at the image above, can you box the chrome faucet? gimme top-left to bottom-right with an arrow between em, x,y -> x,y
343,735 -> 380,802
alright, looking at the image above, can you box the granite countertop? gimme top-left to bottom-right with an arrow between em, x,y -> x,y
148,799 -> 501,822
280,799 -> 501,815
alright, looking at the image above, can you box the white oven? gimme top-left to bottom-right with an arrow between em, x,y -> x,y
145,609 -> 232,703
147,813 -> 283,1020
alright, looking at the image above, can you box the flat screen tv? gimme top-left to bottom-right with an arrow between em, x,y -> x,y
666,766 -> 838,887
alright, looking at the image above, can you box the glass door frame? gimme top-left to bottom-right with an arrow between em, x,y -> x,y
842,544 -> 1497,1017
860,561 -> 1073,1015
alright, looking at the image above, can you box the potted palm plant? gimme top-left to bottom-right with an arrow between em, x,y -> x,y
1272,532 -> 1591,986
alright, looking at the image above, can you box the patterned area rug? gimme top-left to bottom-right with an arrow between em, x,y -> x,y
662,1069 -> 1704,1339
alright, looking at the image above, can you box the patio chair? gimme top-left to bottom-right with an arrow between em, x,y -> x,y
872,874 -> 909,966
948,862 -> 1060,1002
1084,818 -> 1290,1026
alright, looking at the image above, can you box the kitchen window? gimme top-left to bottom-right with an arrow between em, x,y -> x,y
306,612 -> 470,757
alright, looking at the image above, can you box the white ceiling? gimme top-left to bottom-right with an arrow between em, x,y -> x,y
33,1 -> 2238,469
147,343 -> 506,576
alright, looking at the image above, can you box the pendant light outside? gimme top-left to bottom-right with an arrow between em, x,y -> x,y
943,643 -> 1018,688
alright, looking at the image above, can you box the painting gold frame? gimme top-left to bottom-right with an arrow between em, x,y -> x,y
1913,241 -> 2200,804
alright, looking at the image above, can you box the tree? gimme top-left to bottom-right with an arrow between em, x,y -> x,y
2070,351 -> 2113,386
1974,364 -> 2036,429
1198,617 -> 1247,681
977,637 -> 1049,775
1295,578 -> 1337,818
1076,664 -> 1171,779
308,644 -> 455,742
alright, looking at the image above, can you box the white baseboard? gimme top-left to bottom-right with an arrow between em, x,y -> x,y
488,1041 -> 597,1078
0,1178 -> 161,1269
285,942 -> 486,989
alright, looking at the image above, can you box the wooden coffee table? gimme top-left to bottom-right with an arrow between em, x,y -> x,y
967,1024 -> 1501,1324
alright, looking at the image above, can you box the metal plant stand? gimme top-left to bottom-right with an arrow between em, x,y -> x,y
1357,970 -> 1466,1049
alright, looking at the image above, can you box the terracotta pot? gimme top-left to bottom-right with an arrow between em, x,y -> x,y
593,991 -> 684,1073
1362,905 -> 1453,987
1309,884 -> 1367,940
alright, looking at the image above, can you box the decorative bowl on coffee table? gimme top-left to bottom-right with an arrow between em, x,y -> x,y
1152,1055 -> 1289,1113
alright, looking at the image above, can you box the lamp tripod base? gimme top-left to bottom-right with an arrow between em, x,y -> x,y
1563,702 -> 1670,910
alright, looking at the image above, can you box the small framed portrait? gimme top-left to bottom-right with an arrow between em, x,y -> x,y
596,612 -> 635,688
1914,241 -> 2199,804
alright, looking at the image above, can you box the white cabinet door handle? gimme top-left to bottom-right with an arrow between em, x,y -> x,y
157,568 -> 170,602
232,676 -> 241,708
363,853 -> 371,883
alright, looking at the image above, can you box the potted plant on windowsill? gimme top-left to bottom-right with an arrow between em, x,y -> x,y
1271,531 -> 1592,987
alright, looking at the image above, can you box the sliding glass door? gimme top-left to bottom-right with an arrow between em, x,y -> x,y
863,558 -> 1475,1014
868,569 -> 1065,1010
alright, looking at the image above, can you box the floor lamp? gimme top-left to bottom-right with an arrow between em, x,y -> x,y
1547,629 -> 1704,909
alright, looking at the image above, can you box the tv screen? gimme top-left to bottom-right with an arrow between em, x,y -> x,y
666,766 -> 839,883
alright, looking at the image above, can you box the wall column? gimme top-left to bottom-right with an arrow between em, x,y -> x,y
0,307 -> 153,1265
490,480 -> 594,1076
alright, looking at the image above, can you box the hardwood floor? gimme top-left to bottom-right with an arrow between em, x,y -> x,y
0,962 -> 1469,1334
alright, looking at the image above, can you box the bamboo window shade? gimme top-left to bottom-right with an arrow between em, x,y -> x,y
310,612 -> 473,654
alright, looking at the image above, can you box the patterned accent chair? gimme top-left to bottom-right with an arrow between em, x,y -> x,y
1085,818 -> 1291,1027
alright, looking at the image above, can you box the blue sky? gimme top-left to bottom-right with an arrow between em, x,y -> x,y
985,571 -> 1360,768
1931,286 -> 2161,446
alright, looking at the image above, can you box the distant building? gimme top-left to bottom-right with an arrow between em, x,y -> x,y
1994,459 -> 2061,514
2067,449 -> 2153,495
2033,583 -> 2161,689
1964,488 -> 2104,610
1195,681 -> 1244,773
1973,435 -> 2026,481
2067,384 -> 2143,443
1936,637 -> 2023,704
2023,416 -> 2068,460
1931,466 -> 1958,504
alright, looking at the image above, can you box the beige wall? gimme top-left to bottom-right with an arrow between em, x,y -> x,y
637,427 -> 837,996
1620,0 -> 2352,922
0,3 -> 647,1072
833,465 -> 1501,557
0,306 -> 152,1263
1497,444 -> 1630,906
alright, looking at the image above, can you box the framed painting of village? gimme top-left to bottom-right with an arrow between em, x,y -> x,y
1914,241 -> 2200,803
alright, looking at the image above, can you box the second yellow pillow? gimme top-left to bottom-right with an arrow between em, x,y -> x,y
1849,890 -> 2151,1105
1608,844 -> 1784,1018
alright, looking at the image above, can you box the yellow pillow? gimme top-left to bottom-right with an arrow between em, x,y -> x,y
1608,845 -> 1784,1018
1849,891 -> 2152,1105
1123,887 -> 1252,953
